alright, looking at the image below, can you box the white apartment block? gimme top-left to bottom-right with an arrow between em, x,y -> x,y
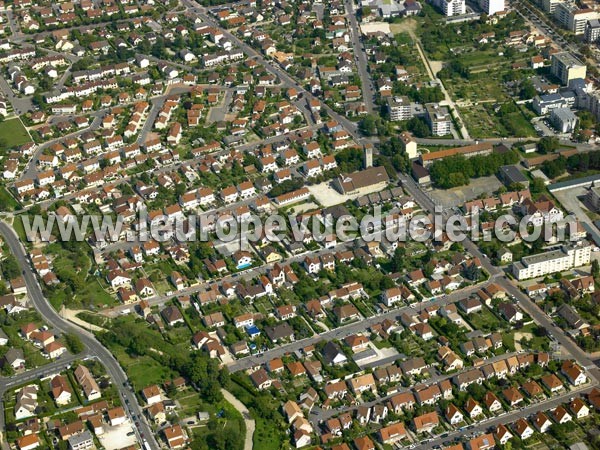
512,243 -> 592,280
541,0 -> 561,15
425,103 -> 452,136
551,52 -> 587,86
431,0 -> 465,16
554,3 -> 599,35
478,0 -> 504,15
387,96 -> 412,121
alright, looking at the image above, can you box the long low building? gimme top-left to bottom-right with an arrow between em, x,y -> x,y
512,243 -> 592,280
274,187 -> 310,206
419,142 -> 494,166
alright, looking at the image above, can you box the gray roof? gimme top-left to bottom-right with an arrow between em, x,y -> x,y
264,323 -> 294,342
499,165 -> 529,184
548,173 -> 600,192
550,107 -> 578,122
68,430 -> 93,447
4,348 -> 24,364
322,341 -> 346,365
553,52 -> 585,68
522,248 -> 567,266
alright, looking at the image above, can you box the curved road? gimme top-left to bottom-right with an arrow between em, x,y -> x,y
0,221 -> 160,450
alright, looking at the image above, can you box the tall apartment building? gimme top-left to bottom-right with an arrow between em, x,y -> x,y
588,92 -> 600,121
541,0 -> 562,14
512,243 -> 592,280
478,0 -> 504,15
431,0 -> 465,16
554,3 -> 599,35
551,52 -> 586,86
387,96 -> 412,121
424,103 -> 452,136
585,19 -> 600,43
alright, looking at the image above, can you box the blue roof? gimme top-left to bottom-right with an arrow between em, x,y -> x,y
246,325 -> 260,336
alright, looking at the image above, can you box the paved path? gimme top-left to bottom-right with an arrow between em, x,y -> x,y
61,308 -> 106,332
221,389 -> 254,450
408,30 -> 470,140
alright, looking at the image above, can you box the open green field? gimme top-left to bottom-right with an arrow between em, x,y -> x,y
460,103 -> 536,139
464,307 -> 504,333
191,400 -> 245,450
448,76 -> 510,103
0,187 -> 19,212
112,347 -> 178,390
0,118 -> 31,151
253,416 -> 282,450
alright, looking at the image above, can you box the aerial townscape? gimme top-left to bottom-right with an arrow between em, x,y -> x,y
4,0 -> 600,449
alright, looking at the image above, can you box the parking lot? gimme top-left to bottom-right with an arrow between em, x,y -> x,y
97,420 -> 138,450
308,181 -> 387,207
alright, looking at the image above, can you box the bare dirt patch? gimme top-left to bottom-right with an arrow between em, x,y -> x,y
389,19 -> 417,35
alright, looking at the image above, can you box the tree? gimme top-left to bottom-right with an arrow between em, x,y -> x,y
358,115 -> 377,136
390,247 -> 407,272
538,136 -> 559,154
1,255 -> 21,281
65,333 -> 85,354
530,177 -> 546,194
592,259 -> 600,279
462,263 -> 481,281
183,353 -> 223,403
541,156 -> 567,178
406,117 -> 431,138
519,80 -> 537,100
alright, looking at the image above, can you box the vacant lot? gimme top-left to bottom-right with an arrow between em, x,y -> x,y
430,176 -> 502,207
0,118 -> 31,151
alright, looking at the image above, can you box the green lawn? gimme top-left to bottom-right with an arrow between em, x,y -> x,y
465,307 -> 505,333
112,348 -> 178,390
253,416 -> 282,450
0,187 -> 19,212
76,278 -> 116,308
0,118 -> 31,152
11,215 -> 28,243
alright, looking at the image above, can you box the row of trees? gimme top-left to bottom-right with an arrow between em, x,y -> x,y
541,149 -> 600,179
429,149 -> 519,188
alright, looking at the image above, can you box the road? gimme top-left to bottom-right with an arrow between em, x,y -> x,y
515,1 -> 581,58
181,0 -> 365,142
0,73 -> 32,115
0,222 -> 161,450
310,351 -> 523,426
343,0 -> 376,114
225,278 -> 494,373
398,172 -> 600,384
0,353 -> 84,436
413,384 -> 594,450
